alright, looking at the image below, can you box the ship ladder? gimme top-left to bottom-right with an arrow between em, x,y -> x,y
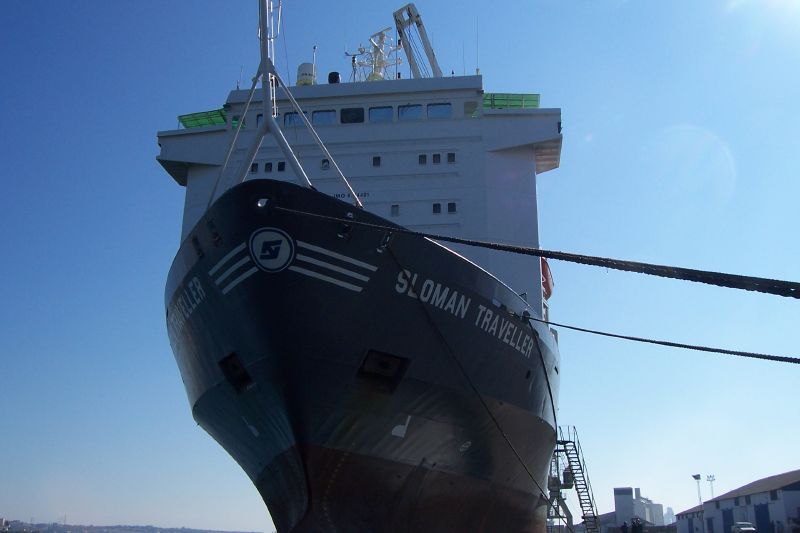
549,426 -> 600,533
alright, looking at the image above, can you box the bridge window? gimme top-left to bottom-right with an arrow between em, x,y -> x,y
432,153 -> 441,164
398,104 -> 423,121
312,110 -> 336,125
284,112 -> 306,127
372,156 -> 381,167
250,162 -> 258,173
265,162 -> 273,173
427,103 -> 451,119
341,107 -> 365,124
391,204 -> 399,216
432,203 -> 441,214
277,161 -> 286,172
448,202 -> 457,213
418,154 -> 427,165
447,152 -> 456,163
369,106 -> 393,123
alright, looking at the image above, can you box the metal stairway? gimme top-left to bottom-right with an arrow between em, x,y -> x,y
549,426 -> 600,533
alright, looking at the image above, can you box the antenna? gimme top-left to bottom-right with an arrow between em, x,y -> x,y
345,30 -> 400,83
237,65 -> 243,89
475,15 -> 480,75
312,45 -> 317,83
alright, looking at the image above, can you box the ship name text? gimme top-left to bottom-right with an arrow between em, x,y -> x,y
394,270 -> 535,358
395,270 -> 470,319
474,304 -> 534,358
168,276 -> 206,333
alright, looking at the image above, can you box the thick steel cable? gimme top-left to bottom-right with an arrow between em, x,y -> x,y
529,317 -> 799,365
271,205 -> 800,299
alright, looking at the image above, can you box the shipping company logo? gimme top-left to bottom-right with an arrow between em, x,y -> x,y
249,227 -> 295,272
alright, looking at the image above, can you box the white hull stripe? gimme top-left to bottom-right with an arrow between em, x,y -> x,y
297,241 -> 377,272
295,254 -> 370,282
222,266 -> 259,295
216,256 -> 252,285
288,266 -> 363,292
209,242 -> 247,276
210,239 -> 375,295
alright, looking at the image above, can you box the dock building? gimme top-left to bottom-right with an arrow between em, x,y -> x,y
569,487 -> 672,533
676,469 -> 800,533
615,487 -> 667,526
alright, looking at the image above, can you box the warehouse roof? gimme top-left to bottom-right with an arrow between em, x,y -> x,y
708,469 -> 800,503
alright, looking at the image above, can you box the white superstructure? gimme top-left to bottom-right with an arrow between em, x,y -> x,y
158,63 -> 560,318
158,76 -> 561,316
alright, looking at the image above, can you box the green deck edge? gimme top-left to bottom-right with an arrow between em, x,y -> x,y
483,93 -> 540,109
178,108 -> 227,128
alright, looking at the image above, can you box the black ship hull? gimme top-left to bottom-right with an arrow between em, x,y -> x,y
165,179 -> 560,533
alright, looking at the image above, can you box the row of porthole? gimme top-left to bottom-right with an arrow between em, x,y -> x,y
250,161 -> 286,173
390,202 -> 457,217
374,152 -> 457,168
251,152 -> 458,173
327,153 -> 458,169
420,152 -> 456,165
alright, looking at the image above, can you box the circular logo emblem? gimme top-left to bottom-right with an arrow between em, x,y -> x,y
249,227 -> 295,272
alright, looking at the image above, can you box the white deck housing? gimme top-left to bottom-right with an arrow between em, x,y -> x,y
157,74 -> 562,315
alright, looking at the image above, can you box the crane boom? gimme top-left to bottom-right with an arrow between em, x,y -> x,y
393,3 -> 443,78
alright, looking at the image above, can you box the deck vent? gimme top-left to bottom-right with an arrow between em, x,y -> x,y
218,352 -> 254,394
357,350 -> 409,392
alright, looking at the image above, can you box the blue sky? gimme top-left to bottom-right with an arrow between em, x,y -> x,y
1,1 -> 798,532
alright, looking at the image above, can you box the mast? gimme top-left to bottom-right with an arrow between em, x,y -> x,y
236,1 -> 363,207
212,0 -> 363,207
233,0 -> 313,188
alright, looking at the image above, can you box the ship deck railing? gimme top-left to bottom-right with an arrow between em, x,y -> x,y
482,93 -> 540,110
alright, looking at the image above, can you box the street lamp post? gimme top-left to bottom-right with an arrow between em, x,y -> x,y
693,474 -> 705,533
707,475 -> 716,499
692,474 -> 703,506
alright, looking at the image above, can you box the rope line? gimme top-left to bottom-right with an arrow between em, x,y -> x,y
272,206 -> 800,299
528,317 -> 800,365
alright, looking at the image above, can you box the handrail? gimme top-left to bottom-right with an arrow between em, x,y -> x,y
483,92 -> 541,110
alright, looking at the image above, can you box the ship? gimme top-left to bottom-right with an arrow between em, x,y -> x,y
158,3 -> 563,532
